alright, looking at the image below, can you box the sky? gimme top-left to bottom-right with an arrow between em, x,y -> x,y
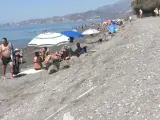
0,0 -> 120,23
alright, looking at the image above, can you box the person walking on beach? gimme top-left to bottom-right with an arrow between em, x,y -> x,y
129,16 -> 132,22
139,9 -> 143,18
0,38 -> 14,79
154,8 -> 158,16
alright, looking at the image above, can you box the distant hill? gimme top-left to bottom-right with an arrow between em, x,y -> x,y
63,0 -> 131,20
1,0 -> 131,27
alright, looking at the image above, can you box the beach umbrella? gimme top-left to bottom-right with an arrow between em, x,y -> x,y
61,30 -> 84,38
82,29 -> 100,35
28,32 -> 69,47
107,23 -> 117,33
72,29 -> 77,32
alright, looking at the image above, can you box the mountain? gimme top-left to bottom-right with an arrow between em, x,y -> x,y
1,0 -> 131,27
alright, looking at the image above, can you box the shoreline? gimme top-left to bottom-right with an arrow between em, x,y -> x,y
0,16 -> 135,120
0,22 -> 107,76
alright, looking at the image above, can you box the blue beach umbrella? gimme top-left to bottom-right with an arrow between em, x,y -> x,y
107,23 -> 117,33
61,31 -> 84,38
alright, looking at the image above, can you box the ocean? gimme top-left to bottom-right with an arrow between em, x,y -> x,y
0,20 -> 100,48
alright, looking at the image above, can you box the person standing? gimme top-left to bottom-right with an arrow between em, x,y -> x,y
0,38 -> 14,80
154,8 -> 158,16
129,16 -> 132,22
158,8 -> 160,16
139,9 -> 143,18
14,48 -> 22,74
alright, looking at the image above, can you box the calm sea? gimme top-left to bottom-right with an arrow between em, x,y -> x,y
0,20 -> 100,48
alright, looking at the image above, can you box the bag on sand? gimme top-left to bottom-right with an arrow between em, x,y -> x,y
13,59 -> 20,75
13,58 -> 20,75
13,65 -> 19,75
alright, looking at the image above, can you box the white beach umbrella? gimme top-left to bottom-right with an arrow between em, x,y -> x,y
28,32 -> 69,47
72,29 -> 77,32
82,29 -> 100,35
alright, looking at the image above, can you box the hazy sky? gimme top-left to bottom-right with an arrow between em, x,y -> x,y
0,0 -> 120,23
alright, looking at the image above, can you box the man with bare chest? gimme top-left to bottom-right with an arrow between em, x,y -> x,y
0,38 -> 14,79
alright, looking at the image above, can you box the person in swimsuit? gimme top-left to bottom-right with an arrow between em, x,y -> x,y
0,38 -> 14,80
33,52 -> 42,70
74,43 -> 87,57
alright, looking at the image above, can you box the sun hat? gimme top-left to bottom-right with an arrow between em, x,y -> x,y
15,48 -> 19,51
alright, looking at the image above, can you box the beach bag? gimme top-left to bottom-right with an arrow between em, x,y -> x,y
13,59 -> 20,75
13,65 -> 19,75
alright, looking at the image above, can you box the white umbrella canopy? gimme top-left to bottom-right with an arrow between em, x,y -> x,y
82,29 -> 100,35
28,32 -> 70,47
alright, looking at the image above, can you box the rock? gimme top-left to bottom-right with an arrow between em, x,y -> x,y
60,61 -> 70,70
63,112 -> 74,120
47,65 -> 58,74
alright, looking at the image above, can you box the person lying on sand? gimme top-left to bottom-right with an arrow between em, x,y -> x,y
43,52 -> 61,65
0,38 -> 14,80
43,46 -> 72,69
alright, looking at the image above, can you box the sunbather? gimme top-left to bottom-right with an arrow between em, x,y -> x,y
74,43 -> 87,57
61,46 -> 71,60
40,47 -> 49,62
43,51 -> 62,64
33,52 -> 42,70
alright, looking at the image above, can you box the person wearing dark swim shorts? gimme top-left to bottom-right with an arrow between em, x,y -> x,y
1,56 -> 11,66
0,38 -> 14,80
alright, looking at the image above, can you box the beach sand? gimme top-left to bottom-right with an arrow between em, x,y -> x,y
0,23 -> 106,76
3,17 -> 160,120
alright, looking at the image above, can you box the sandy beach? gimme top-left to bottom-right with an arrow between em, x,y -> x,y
0,23 -> 106,76
2,17 -> 160,120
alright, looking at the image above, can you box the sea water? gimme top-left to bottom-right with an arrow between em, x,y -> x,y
0,21 -> 98,48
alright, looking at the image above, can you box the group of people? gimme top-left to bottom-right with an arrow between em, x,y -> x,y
0,38 -> 23,80
139,8 -> 160,18
33,43 -> 87,71
0,37 -> 87,79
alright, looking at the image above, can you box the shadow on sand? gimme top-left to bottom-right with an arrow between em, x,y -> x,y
14,73 -> 27,78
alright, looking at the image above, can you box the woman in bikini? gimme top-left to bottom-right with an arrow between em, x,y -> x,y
33,52 -> 42,70
0,38 -> 14,80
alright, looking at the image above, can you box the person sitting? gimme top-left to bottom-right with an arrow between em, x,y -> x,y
74,43 -> 87,57
40,47 -> 49,62
33,52 -> 42,70
61,46 -> 71,60
43,51 -> 62,70
44,52 -> 61,65
69,37 -> 74,43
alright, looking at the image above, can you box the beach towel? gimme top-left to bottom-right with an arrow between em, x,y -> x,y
20,69 -> 43,75
9,42 -> 14,61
